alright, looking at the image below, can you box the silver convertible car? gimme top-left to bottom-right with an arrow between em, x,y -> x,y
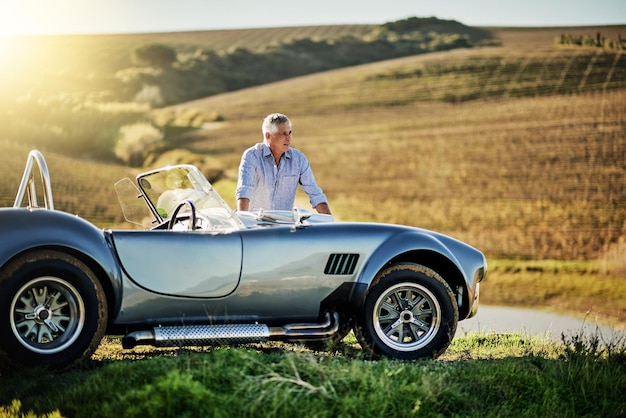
0,150 -> 486,370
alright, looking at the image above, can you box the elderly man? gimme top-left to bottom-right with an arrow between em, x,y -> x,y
235,113 -> 331,214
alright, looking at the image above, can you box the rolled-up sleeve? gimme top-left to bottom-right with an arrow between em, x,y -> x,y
297,154 -> 328,208
235,148 -> 256,200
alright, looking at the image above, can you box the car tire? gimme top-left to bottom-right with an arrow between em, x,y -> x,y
0,250 -> 107,371
355,263 -> 458,360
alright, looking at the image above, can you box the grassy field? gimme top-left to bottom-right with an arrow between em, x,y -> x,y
1,333 -> 624,417
177,29 -> 626,325
1,25 -> 625,322
178,39 -> 626,263
484,259 -> 626,328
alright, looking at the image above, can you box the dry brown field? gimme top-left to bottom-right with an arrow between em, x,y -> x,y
1,25 -> 624,326
176,26 -> 626,263
2,26 -> 624,261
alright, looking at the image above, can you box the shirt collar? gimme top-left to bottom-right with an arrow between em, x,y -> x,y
262,143 -> 292,159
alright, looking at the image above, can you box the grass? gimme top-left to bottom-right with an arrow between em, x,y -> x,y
0,332 -> 624,417
482,260 -> 626,328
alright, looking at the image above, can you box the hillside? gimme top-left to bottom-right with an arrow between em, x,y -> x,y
1,18 -> 490,106
0,25 -> 374,93
0,141 -> 137,227
173,26 -> 626,262
1,25 -> 625,265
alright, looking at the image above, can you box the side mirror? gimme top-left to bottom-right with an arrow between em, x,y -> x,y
292,207 -> 312,226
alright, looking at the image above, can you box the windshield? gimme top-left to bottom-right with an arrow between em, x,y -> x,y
136,164 -> 243,230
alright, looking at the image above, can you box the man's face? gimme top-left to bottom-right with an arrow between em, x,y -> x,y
266,123 -> 292,156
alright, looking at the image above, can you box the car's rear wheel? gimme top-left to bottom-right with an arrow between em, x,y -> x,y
355,263 -> 458,360
0,250 -> 107,371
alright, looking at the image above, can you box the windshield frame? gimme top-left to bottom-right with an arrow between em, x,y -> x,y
135,164 -> 244,230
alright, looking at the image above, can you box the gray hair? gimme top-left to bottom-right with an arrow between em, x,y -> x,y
262,113 -> 291,138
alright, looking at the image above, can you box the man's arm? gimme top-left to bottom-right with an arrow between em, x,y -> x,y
235,146 -> 258,211
296,152 -> 331,214
237,198 -> 250,212
314,202 -> 331,215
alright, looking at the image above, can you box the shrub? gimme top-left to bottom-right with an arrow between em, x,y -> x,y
114,123 -> 164,167
0,399 -> 62,418
1,95 -> 150,160
148,149 -> 224,183
133,44 -> 178,68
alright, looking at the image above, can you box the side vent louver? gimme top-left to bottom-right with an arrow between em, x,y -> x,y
324,254 -> 359,275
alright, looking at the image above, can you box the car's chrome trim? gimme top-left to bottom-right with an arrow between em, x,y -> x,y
122,324 -> 270,348
121,312 -> 339,349
14,149 -> 54,210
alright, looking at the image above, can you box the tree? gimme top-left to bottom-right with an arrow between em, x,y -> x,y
134,44 -> 177,68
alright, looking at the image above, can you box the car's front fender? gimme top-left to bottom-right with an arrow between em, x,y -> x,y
351,228 -> 481,313
0,208 -> 122,314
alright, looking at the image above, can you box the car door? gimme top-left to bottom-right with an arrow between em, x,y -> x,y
110,230 -> 242,298
230,224 -> 370,319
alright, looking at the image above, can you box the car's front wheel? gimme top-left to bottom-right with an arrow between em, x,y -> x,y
0,250 -> 107,370
355,263 -> 458,360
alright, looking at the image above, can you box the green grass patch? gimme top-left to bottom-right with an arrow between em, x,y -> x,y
1,333 -> 624,417
483,259 -> 626,328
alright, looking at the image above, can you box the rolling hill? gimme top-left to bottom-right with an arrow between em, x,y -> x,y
1,25 -> 624,265
172,26 -> 626,262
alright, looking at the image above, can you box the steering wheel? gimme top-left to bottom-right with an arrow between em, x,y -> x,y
167,199 -> 197,230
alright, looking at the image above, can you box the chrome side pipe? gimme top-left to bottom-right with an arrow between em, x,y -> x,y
270,311 -> 338,337
122,312 -> 339,349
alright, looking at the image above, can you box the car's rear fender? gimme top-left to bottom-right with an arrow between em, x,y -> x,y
0,208 -> 123,319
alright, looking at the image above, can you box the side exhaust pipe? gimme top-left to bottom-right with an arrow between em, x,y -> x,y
270,311 -> 338,338
122,312 -> 339,349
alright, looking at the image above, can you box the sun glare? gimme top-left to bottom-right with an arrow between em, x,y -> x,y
0,9 -> 32,76
0,1 -> 61,37
0,2 -> 66,85
0,21 -> 22,37
0,36 -> 19,73
0,4 -> 32,37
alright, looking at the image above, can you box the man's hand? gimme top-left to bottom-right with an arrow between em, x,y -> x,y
237,198 -> 250,212
315,202 -> 331,215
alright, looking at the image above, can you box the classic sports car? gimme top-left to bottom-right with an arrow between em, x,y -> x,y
0,150 -> 486,370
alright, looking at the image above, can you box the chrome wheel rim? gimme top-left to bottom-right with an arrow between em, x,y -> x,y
10,277 -> 85,354
373,282 -> 441,351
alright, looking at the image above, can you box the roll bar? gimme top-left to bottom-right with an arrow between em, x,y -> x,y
14,150 -> 54,210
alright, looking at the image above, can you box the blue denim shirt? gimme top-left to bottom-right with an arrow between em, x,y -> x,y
235,143 -> 327,211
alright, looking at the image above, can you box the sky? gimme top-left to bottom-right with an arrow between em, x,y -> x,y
0,0 -> 624,36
